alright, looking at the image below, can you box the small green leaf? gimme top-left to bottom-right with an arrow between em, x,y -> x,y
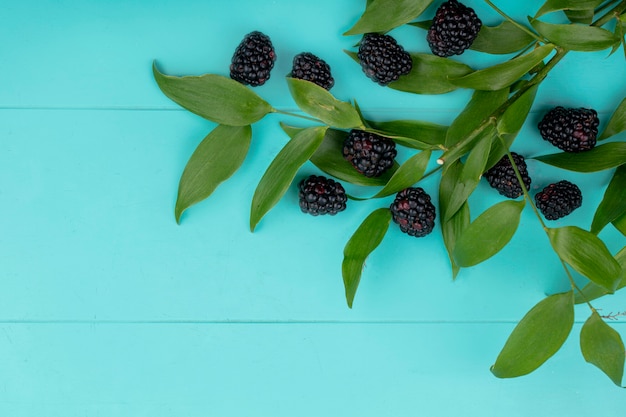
580,311 -> 625,386
250,126 -> 327,231
491,291 -> 574,378
389,53 -> 474,95
342,208 -> 392,308
344,0 -> 433,35
548,226 -> 622,292
152,62 -> 272,126
439,161 -> 469,278
535,0 -> 604,18
175,125 -> 252,223
309,129 -> 398,187
453,200 -> 525,267
365,119 -> 447,150
599,97 -> 626,140
286,78 -> 363,129
369,150 -> 431,199
451,44 -> 554,91
530,19 -> 619,51
575,246 -> 626,304
470,21 -> 536,54
498,85 -> 539,136
591,165 -> 626,234
615,212 -> 626,236
534,142 -> 626,172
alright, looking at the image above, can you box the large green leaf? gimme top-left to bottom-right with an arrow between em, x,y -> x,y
535,0 -> 604,18
564,9 -> 594,24
575,246 -> 626,304
439,161 -> 465,278
250,126 -> 327,231
491,291 -> 574,378
153,62 -> 272,126
287,78 -> 363,129
580,311 -> 625,386
175,125 -> 252,223
344,0 -> 433,35
366,119 -> 447,150
470,21 -> 536,54
599,97 -> 626,140
453,200 -> 525,267
591,165 -> 626,234
451,44 -> 554,91
534,142 -> 626,172
497,85 -> 539,136
548,226 -> 622,292
369,151 -> 431,199
342,208 -> 392,308
615,212 -> 626,236
530,19 -> 619,51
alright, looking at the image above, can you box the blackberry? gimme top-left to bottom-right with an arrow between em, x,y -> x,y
342,130 -> 397,177
230,31 -> 276,86
390,188 -> 436,237
291,52 -> 335,90
538,106 -> 599,153
298,175 -> 347,216
535,180 -> 582,220
484,152 -> 532,199
427,0 -> 482,57
357,33 -> 413,86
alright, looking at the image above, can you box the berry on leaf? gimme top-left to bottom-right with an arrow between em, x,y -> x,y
390,187 -> 437,237
535,180 -> 582,220
230,31 -> 276,87
298,175 -> 347,216
342,130 -> 397,178
291,52 -> 335,90
427,0 -> 482,57
357,33 -> 413,86
538,106 -> 599,153
484,152 -> 532,199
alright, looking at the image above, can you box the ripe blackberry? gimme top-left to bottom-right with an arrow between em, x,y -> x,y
230,31 -> 276,86
357,33 -> 413,86
538,106 -> 599,153
427,0 -> 482,57
298,175 -> 347,216
484,152 -> 532,199
291,52 -> 335,90
390,188 -> 436,237
535,180 -> 582,220
342,130 -> 397,177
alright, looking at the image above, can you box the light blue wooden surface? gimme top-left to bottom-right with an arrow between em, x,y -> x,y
1,0 -> 625,415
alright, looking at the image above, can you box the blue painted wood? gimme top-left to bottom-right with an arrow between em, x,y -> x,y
0,0 -> 625,415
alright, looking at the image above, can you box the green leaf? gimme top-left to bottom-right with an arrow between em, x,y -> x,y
365,119 -> 447,150
152,62 -> 272,126
453,200 -> 525,267
344,0 -> 433,35
286,78 -> 363,129
175,125 -> 252,223
599,97 -> 626,140
309,129 -> 398,187
580,311 -> 625,386
470,21 -> 536,54
451,44 -> 554,91
250,126 -> 327,231
564,9 -> 594,24
535,0 -> 604,18
342,208 -> 392,308
491,291 -> 574,378
591,165 -> 626,234
615,212 -> 626,236
548,226 -> 622,292
530,19 -> 619,51
534,142 -> 626,172
497,85 -> 539,136
575,246 -> 626,304
369,151 -> 431,198
389,53 -> 474,95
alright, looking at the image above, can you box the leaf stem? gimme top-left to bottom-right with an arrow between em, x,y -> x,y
592,0 -> 626,26
484,0 -> 545,43
272,108 -> 324,123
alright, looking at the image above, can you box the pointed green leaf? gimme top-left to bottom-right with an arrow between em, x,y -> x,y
535,0 -> 604,18
575,246 -> 626,304
498,85 -> 538,136
564,9 -> 594,24
599,97 -> 626,140
443,202 -> 470,279
451,44 -> 554,90
581,311 -> 625,386
471,21 -> 536,54
453,200 -> 524,267
250,126 -> 327,231
343,209 -> 392,308
391,53 -> 474,94
344,0 -> 433,35
534,142 -> 626,172
491,291 -> 574,378
530,19 -> 619,51
286,78 -> 363,129
369,151 -> 431,199
152,62 -> 272,126
175,125 -> 252,223
615,212 -> 626,236
365,119 -> 447,150
309,129 -> 398,187
591,165 -> 626,234
548,226 -> 622,292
